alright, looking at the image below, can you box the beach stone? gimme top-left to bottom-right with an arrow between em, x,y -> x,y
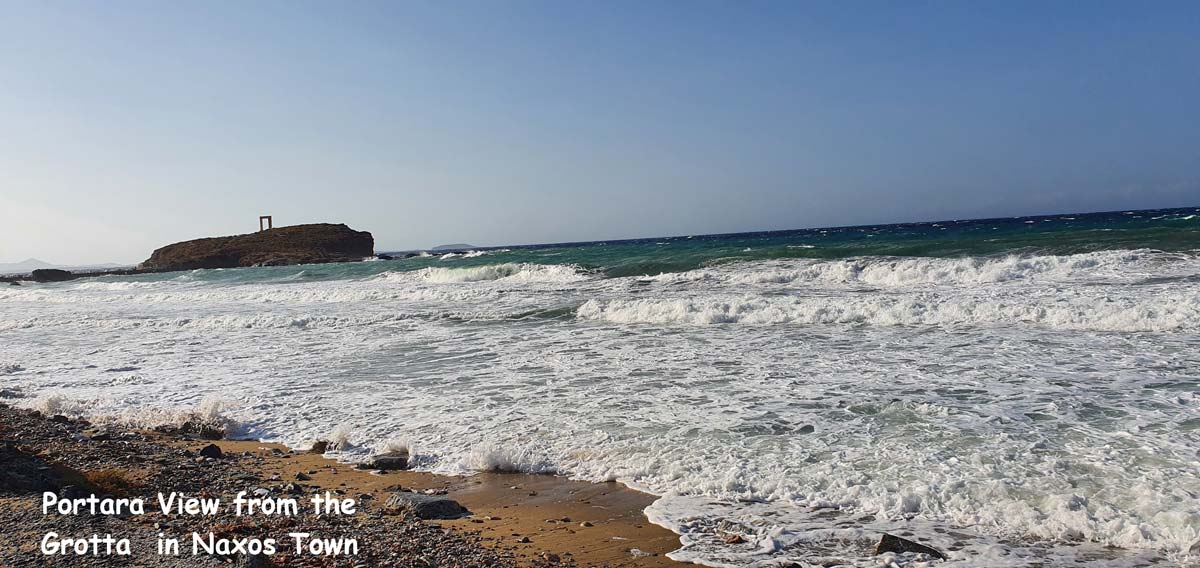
180,420 -> 224,440
240,553 -> 270,568
875,533 -> 945,559
59,485 -> 88,500
87,430 -> 112,442
310,440 -> 329,454
367,451 -> 409,471
0,447 -> 63,494
198,444 -> 223,459
49,415 -> 70,424
295,472 -> 312,481
384,492 -> 469,519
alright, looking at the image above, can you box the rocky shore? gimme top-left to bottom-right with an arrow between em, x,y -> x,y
0,404 -> 681,567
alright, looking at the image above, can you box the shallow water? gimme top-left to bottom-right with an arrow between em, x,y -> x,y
2,207 -> 1199,566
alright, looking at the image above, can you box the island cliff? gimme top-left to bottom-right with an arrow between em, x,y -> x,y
141,223 -> 374,271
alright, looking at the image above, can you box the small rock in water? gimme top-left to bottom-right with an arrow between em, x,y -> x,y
875,533 -> 945,560
368,450 -> 409,471
31,268 -> 73,282
198,444 -> 223,459
310,440 -> 329,454
798,424 -> 815,434
724,534 -> 745,544
178,420 -> 224,440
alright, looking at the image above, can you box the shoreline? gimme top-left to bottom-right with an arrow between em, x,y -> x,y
0,403 -> 684,567
187,438 -> 684,567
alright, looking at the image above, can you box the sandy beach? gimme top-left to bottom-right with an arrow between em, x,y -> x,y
0,403 -> 680,567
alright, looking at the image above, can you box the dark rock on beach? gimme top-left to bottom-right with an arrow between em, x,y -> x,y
367,451 -> 409,471
384,492 -> 470,520
31,268 -> 74,282
152,416 -> 227,439
141,223 -> 374,271
199,443 -> 224,458
876,533 -> 946,559
0,446 -> 64,495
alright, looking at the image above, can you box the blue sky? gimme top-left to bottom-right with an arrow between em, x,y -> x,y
2,1 -> 1197,264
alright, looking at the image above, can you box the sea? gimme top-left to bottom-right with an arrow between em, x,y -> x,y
2,207 -> 1199,566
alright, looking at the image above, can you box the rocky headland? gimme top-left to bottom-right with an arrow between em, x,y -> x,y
141,223 -> 374,271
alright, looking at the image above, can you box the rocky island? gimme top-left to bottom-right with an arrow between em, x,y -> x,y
140,223 -> 374,271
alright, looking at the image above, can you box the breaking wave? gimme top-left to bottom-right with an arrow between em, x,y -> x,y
409,263 -> 589,284
651,250 -> 1198,288
577,292 -> 1200,331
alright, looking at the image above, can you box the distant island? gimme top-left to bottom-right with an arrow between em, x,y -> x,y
2,225 -> 499,285
2,223 -> 375,283
141,223 -> 374,271
0,258 -> 128,276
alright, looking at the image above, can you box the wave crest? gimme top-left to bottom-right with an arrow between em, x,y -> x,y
577,292 -> 1200,331
411,263 -> 588,284
652,250 -> 1194,288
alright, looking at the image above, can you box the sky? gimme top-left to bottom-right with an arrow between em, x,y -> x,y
2,1 -> 1198,264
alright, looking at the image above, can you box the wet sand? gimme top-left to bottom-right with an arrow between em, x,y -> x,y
181,438 -> 684,567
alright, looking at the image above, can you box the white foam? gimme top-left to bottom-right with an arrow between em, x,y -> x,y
412,263 -> 588,284
656,250 -> 1193,288
576,291 -> 1200,331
